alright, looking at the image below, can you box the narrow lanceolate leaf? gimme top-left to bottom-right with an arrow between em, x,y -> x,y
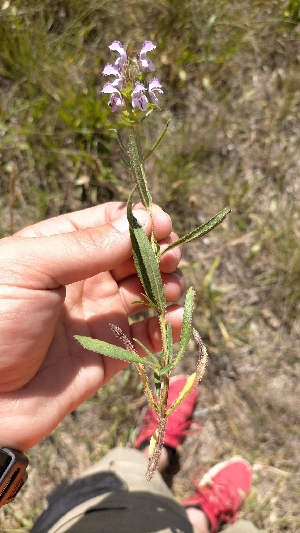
172,287 -> 195,368
119,151 -> 130,169
166,372 -> 198,416
110,129 -> 128,154
127,191 -> 165,314
128,134 -> 152,212
134,338 -> 159,365
143,120 -> 171,162
74,336 -> 157,367
160,207 -> 231,257
166,330 -> 208,417
159,363 -> 174,376
193,328 -> 208,384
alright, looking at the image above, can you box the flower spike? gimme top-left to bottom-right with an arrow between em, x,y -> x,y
101,40 -> 162,114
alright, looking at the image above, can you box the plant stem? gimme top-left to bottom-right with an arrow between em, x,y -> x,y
132,124 -> 170,420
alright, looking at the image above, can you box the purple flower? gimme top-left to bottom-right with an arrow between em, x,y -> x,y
109,41 -> 127,70
139,41 -> 156,72
148,78 -> 163,105
102,40 -> 161,113
102,64 -> 123,90
132,82 -> 148,111
101,82 -> 124,112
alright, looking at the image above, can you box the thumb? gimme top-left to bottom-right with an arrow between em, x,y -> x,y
0,209 -> 150,289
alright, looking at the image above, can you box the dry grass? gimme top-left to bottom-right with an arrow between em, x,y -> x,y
1,1 -> 300,531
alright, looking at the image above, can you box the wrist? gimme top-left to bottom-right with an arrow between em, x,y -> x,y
0,448 -> 29,507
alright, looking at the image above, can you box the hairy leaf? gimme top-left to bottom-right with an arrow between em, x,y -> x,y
166,330 -> 208,416
134,338 -> 159,365
160,207 -> 231,256
166,372 -> 198,416
75,335 -> 156,367
110,128 -> 128,154
143,120 -> 170,162
127,190 -> 165,314
172,287 -> 195,368
119,150 -> 130,169
159,363 -> 173,376
193,328 -> 208,383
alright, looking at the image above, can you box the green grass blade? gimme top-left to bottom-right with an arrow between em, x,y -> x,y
160,207 -> 231,257
75,335 -> 156,367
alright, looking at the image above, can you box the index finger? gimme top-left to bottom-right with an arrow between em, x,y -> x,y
15,202 -> 173,243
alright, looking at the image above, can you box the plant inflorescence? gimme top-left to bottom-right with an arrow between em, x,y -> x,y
75,40 -> 230,481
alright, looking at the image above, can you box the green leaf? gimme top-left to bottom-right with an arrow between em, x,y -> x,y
128,134 -> 152,212
119,150 -> 130,169
160,207 -> 231,256
133,338 -> 159,365
75,335 -> 157,367
141,107 -> 154,121
172,287 -> 195,368
127,190 -> 165,314
130,299 -> 151,306
143,120 -> 171,162
159,362 -> 174,376
131,293 -> 158,308
167,329 -> 208,417
110,129 -> 128,154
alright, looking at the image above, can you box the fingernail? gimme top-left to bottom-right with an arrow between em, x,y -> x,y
112,209 -> 148,233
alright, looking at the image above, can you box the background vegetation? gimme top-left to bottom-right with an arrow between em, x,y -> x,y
0,0 -> 300,531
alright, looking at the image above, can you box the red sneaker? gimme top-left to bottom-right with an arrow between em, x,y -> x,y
134,375 -> 199,450
181,457 -> 252,533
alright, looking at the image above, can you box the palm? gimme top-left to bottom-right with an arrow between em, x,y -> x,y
0,202 -> 183,451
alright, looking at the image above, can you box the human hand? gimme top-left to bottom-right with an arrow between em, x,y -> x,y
0,202 -> 183,452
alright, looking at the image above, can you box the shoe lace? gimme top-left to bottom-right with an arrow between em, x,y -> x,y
193,476 -> 240,526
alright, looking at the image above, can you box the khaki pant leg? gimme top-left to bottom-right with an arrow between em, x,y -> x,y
47,448 -> 196,533
224,519 -> 261,533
